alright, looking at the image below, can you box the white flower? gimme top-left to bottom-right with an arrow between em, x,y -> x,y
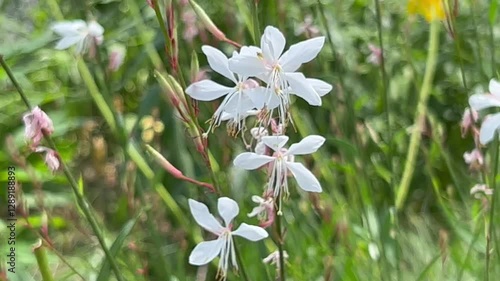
469,79 -> 500,144
51,20 -> 104,54
186,46 -> 266,133
250,127 -> 269,141
233,135 -> 325,197
188,198 -> 268,279
228,26 -> 331,124
263,250 -> 288,270
248,194 -> 275,227
463,148 -> 484,170
470,184 -> 493,198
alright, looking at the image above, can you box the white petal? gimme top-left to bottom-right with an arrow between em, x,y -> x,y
247,206 -> 265,217
232,223 -> 269,241
279,36 -> 325,72
188,199 -> 224,234
286,162 -> 322,192
223,92 -> 255,114
51,20 -> 86,36
54,36 -> 85,50
286,135 -> 325,156
228,56 -> 267,77
469,94 -> 500,111
239,46 -> 262,56
202,45 -> 237,83
307,78 -> 332,97
218,197 -> 239,226
245,87 -> 271,109
261,26 -> 286,62
189,238 -> 224,265
251,195 -> 265,203
233,153 -> 274,170
185,80 -> 234,101
479,113 -> 500,145
261,135 -> 289,152
489,79 -> 500,97
285,73 -> 322,106
87,21 -> 104,37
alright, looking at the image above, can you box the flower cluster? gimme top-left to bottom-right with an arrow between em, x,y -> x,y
186,25 -> 328,278
461,79 -> 500,198
186,25 -> 331,134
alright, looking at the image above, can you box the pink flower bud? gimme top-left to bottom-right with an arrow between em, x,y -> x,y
23,106 -> 54,147
108,45 -> 126,72
367,44 -> 382,66
461,108 -> 478,138
35,147 -> 60,173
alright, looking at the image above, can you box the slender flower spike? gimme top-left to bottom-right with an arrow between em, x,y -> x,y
22,106 -> 54,147
469,79 -> 500,145
188,198 -> 268,280
228,26 -> 331,125
233,135 -> 325,197
407,0 -> 446,22
186,46 -> 266,134
51,20 -> 104,54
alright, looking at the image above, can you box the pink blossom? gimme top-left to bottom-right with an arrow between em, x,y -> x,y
108,45 -> 126,72
182,10 -> 199,43
461,108 -> 478,138
463,148 -> 484,171
22,106 -> 54,147
295,15 -> 320,38
35,147 -> 60,173
367,44 -> 382,66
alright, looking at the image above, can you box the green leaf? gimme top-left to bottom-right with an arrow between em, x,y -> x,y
95,212 -> 142,281
489,0 -> 498,26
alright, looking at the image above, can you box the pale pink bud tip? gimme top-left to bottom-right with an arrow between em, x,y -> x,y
367,44 -> 382,66
23,106 -> 54,147
463,148 -> 484,170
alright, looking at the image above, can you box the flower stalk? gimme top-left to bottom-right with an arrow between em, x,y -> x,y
486,134 -> 499,281
33,240 -> 55,281
396,19 -> 440,210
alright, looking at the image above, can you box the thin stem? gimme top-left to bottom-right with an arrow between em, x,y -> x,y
275,210 -> 286,280
486,135 -> 499,281
373,0 -> 392,181
396,20 -> 440,210
252,0 -> 261,46
0,56 -> 125,281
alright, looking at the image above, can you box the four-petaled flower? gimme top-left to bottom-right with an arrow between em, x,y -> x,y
51,20 -> 104,54
188,198 -> 268,280
469,79 -> 500,144
229,26 -> 330,125
186,46 -> 266,133
233,135 -> 325,198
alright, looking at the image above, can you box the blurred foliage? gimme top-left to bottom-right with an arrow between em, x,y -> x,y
0,0 -> 500,280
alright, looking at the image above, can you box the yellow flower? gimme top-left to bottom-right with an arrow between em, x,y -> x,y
408,0 -> 446,22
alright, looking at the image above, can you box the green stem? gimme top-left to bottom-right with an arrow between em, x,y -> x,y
486,135 -> 499,281
0,56 -> 125,281
252,0 -> 261,46
276,210 -> 286,280
396,20 -> 440,210
33,240 -> 55,281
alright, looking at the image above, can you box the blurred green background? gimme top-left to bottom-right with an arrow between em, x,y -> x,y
1,0 -> 499,280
